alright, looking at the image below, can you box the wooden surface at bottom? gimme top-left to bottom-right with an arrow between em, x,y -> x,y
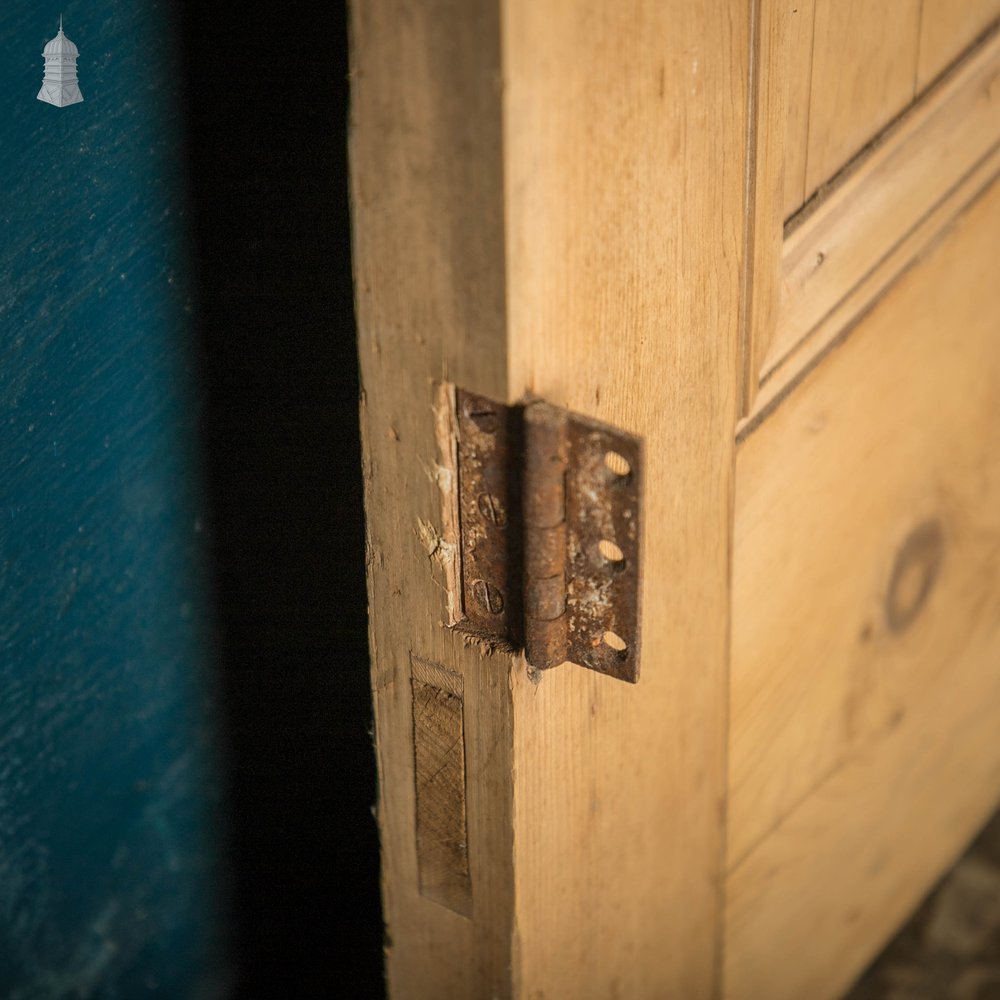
846,807 -> 1000,998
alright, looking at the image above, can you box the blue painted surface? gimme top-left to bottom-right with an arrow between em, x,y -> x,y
0,3 -> 225,995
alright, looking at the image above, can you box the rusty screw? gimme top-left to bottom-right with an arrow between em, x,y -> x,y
476,491 -> 506,526
462,396 -> 499,434
471,579 -> 505,615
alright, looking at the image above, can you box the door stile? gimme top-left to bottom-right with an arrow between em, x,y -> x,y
349,2 -> 516,996
502,2 -> 752,997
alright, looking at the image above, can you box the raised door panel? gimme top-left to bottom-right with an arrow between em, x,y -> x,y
771,28 -> 1000,379
726,176 -> 1000,1000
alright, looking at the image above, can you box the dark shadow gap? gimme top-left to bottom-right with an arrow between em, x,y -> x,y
173,1 -> 383,995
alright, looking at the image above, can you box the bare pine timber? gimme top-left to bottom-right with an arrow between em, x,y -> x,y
411,657 -> 472,915
783,1 -> 1000,220
349,2 -> 514,995
766,27 -> 1000,384
804,0 -> 922,199
740,0 -> 791,416
745,140 -> 1000,433
351,1 -> 1000,996
918,0 -> 1000,88
503,2 -> 749,997
351,0 -> 752,996
782,0 -> 817,219
726,176 -> 1000,1000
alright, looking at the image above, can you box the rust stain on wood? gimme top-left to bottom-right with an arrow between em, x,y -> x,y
410,655 -> 472,916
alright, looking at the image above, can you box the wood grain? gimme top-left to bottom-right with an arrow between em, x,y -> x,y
782,0 -> 817,219
352,2 -> 1000,994
744,141 -> 1000,436
502,2 -> 749,996
349,2 -> 515,995
740,0 -> 791,416
768,27 -> 1000,381
726,175 -> 1000,1000
411,658 -> 470,915
804,0 -> 922,198
918,0 -> 1000,88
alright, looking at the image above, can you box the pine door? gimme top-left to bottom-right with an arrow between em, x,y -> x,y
349,2 -> 1000,996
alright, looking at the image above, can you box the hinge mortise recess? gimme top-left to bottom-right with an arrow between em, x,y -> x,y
435,383 -> 643,683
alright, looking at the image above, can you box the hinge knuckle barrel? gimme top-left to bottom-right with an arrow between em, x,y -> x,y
522,404 -> 570,669
524,570 -> 566,621
525,617 -> 568,671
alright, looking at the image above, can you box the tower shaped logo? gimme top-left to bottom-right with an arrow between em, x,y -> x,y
37,16 -> 84,107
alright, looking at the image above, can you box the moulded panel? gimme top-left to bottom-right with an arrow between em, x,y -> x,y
726,178 -> 1000,999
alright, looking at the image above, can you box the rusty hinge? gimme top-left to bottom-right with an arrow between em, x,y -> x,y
435,384 -> 643,683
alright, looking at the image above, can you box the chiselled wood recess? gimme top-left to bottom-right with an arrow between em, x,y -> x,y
410,656 -> 471,915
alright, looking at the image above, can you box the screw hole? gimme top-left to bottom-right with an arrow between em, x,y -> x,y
604,451 -> 631,478
602,630 -> 628,654
598,539 -> 625,564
